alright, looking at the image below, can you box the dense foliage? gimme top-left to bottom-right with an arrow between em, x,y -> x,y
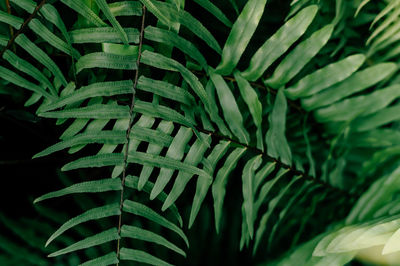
1,0 -> 400,265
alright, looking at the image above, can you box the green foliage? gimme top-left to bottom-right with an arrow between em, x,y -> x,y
1,0 -> 400,265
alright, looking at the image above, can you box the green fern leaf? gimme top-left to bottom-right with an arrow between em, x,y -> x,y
137,76 -> 195,105
265,88 -> 292,165
121,225 -> 186,256
189,140 -> 230,228
2,50 -> 57,96
212,147 -> 247,233
39,104 -> 129,119
40,80 -> 133,112
242,155 -> 262,239
0,10 -> 23,29
124,175 -> 183,226
60,0 -> 107,27
80,252 -> 118,266
122,200 -> 189,246
233,71 -> 264,150
137,120 -> 175,190
144,26 -> 207,68
302,62 -> 397,111
46,203 -> 120,247
108,1 -> 142,17
119,248 -> 173,266
48,228 -> 120,257
242,5 -> 318,81
163,134 -> 211,211
10,0 -> 35,13
150,126 -> 193,199
95,0 -> 129,45
62,153 -> 124,171
209,70 -> 250,144
33,179 -> 122,203
141,51 -> 210,111
76,52 -> 138,73
193,0 -> 232,27
315,84 -> 400,122
15,34 -> 68,86
265,24 -> 334,88
285,54 -> 366,99
70,27 -> 139,44
28,19 -> 81,59
216,0 -> 267,75
141,0 -> 221,53
0,66 -> 55,100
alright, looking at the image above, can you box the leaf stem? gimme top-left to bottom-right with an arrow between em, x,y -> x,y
116,5 -> 146,264
195,126 -> 354,197
5,0 -> 15,52
0,0 -> 47,58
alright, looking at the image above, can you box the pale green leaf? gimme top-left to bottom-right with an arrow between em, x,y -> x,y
140,0 -> 221,53
242,5 -> 318,81
125,175 -> 183,227
10,0 -> 35,13
15,34 -> 67,86
33,131 -> 126,158
48,228 -> 120,257
95,0 -> 129,45
62,153 -> 124,171
123,200 -> 189,246
34,179 -> 122,203
0,10 -> 23,29
0,35 -> 8,46
39,104 -> 130,119
163,134 -> 211,211
242,155 -> 262,239
254,161 -> 276,191
46,203 -> 120,246
102,43 -> 138,55
266,24 -> 334,88
144,26 -> 207,68
121,225 -> 186,256
138,121 -> 175,191
216,0 -> 267,75
0,66 -> 54,100
255,168 -> 289,213
40,4 -> 72,44
352,104 -> 400,132
119,248 -> 173,266
76,52 -> 137,73
315,84 -> 400,122
151,127 -> 193,199
253,176 -> 300,253
285,54 -> 365,99
28,19 -> 81,59
265,88 -> 292,165
80,252 -> 118,266
137,76 -> 195,105
193,0 -> 232,27
189,140 -> 230,228
212,147 -> 247,233
109,1 -> 142,17
70,27 -> 139,44
209,70 -> 250,144
234,71 -> 263,150
2,50 -> 57,96
302,63 -> 396,111
141,51 -> 210,111
61,0 -> 107,27
128,151 -> 211,180
41,80 -> 133,112
134,100 -> 194,128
